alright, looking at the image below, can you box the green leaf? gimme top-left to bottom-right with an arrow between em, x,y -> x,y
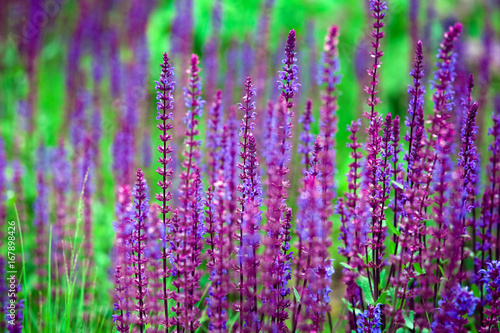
293,287 -> 301,303
340,262 -> 354,270
356,275 -> 374,304
375,290 -> 389,305
404,310 -> 415,330
471,283 -> 480,297
438,264 -> 446,280
386,218 -> 400,236
392,180 -> 404,190
413,262 -> 424,274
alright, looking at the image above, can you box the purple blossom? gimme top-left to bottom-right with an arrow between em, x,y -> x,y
432,284 -> 479,333
235,77 -> 259,330
154,52 -> 176,329
356,304 -> 382,333
204,183 -> 231,332
173,54 -> 206,332
278,29 -> 300,108
131,169 -> 149,330
478,261 -> 500,332
298,100 -> 315,173
404,40 -> 426,170
260,99 -> 294,332
207,90 -> 224,185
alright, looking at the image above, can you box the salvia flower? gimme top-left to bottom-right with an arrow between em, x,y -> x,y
404,40 -> 426,170
155,52 -> 176,328
431,284 -> 479,333
260,99 -> 294,332
204,182 -> 230,333
131,169 -> 149,330
235,76 -> 259,330
297,99 -> 315,173
173,56 -> 206,330
478,261 -> 500,332
356,304 -> 382,333
278,29 -> 300,108
207,90 -> 223,185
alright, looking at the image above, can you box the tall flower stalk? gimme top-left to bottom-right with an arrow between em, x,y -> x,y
132,169 -> 149,332
173,54 -> 205,332
154,52 -> 176,331
363,0 -> 387,301
235,76 -> 258,331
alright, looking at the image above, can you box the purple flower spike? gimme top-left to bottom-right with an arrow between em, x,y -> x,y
132,169 -> 149,331
362,0 -> 388,303
260,99 -> 294,332
364,0 -> 387,116
154,52 -> 176,330
113,265 -> 131,333
205,180 -> 231,333
173,54 -> 205,332
356,304 -> 382,333
432,284 -> 479,333
298,100 -> 315,173
292,25 -> 341,332
478,261 -> 500,332
235,76 -> 258,330
112,185 -> 133,332
207,90 -> 223,185
405,40 -> 426,171
318,25 -> 340,195
431,23 -> 463,122
458,101 -> 478,191
483,105 -> 500,262
278,29 -> 300,108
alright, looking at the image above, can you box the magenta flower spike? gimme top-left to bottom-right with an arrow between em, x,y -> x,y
432,284 -> 479,333
430,23 -> 463,130
205,179 -> 231,332
278,29 -> 300,109
154,52 -> 176,330
478,261 -> 500,332
132,169 -> 149,331
404,41 -> 426,174
260,100 -> 294,332
234,77 -> 261,331
297,100 -> 315,173
172,54 -> 205,332
207,90 -> 223,185
318,24 -> 340,197
363,0 -> 388,302
112,184 -> 134,331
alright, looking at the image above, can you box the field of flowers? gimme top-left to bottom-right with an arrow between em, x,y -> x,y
1,0 -> 500,332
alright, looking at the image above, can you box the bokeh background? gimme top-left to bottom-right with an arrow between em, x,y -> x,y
0,0 -> 499,331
